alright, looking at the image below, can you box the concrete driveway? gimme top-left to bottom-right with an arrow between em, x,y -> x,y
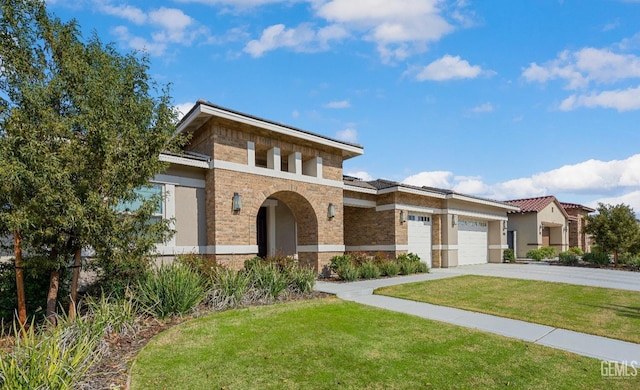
432,263 -> 640,291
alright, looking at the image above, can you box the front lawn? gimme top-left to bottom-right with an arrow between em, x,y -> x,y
129,298 -> 636,389
375,275 -> 640,343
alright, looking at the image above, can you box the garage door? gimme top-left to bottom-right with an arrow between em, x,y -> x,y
458,219 -> 488,265
407,214 -> 432,267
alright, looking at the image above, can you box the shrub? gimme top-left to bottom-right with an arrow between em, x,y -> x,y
0,258 -> 70,324
329,255 -> 352,274
247,262 -> 289,300
379,261 -> 400,277
135,262 -> 206,319
582,251 -> 610,265
619,252 -> 640,266
85,291 -> 138,337
503,248 -> 515,263
349,252 -> 371,267
285,266 -> 316,295
358,261 -> 381,279
558,251 -> 579,266
399,260 -> 419,275
372,252 -> 391,265
336,262 -> 359,281
416,262 -> 430,273
526,249 -> 545,261
568,246 -> 584,256
209,267 -> 251,307
176,253 -> 220,281
539,246 -> 557,259
0,315 -> 104,389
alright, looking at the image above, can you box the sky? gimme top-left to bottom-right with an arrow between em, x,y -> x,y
46,0 -> 640,212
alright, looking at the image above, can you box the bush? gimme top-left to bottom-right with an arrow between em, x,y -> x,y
0,257 -> 70,325
619,252 -> 640,266
176,253 -> 220,281
209,267 -> 250,307
329,255 -> 351,274
526,249 -> 545,261
582,251 -> 610,265
285,266 -> 316,295
503,248 -> 516,263
247,262 -> 289,300
539,246 -> 557,259
85,291 -> 138,337
416,262 -> 430,273
558,251 -> 579,266
135,263 -> 206,319
0,315 -> 104,389
568,246 -> 584,256
358,261 -> 381,279
399,260 -> 419,275
379,261 -> 400,277
336,262 -> 359,281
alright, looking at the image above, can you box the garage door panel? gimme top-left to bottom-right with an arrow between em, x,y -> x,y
458,219 -> 488,265
407,214 -> 431,267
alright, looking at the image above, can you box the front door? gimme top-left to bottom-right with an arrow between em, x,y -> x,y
257,207 -> 267,258
542,227 -> 550,247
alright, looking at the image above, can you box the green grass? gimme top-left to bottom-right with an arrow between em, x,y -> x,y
129,298 -> 638,389
375,275 -> 640,343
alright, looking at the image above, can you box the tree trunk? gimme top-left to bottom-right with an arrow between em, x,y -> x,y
14,231 -> 27,328
614,250 -> 619,267
68,247 -> 82,321
46,250 -> 60,326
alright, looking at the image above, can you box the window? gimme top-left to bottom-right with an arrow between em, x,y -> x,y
408,215 -> 430,222
115,184 -> 163,222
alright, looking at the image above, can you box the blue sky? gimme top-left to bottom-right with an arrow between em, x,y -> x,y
47,0 -> 640,211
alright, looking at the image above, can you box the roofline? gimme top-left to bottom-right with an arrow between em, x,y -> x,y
177,100 -> 364,159
346,181 -> 519,211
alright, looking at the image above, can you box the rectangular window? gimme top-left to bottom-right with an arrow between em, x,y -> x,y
115,184 -> 163,219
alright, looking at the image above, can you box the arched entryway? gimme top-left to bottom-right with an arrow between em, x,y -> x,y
255,191 -> 319,263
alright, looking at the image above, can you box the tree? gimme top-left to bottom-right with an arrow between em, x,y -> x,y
0,0 -> 184,325
584,203 -> 640,267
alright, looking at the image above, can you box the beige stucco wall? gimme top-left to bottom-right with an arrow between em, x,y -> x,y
175,186 -> 207,247
508,201 -> 569,258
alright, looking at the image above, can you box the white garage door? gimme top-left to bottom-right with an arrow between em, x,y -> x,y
458,219 -> 488,265
407,214 -> 432,267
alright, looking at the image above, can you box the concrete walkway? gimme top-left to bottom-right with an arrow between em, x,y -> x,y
315,264 -> 640,367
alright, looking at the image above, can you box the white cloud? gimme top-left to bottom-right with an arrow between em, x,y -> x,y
471,102 -> 494,113
148,7 -> 194,43
99,4 -> 147,24
414,55 -> 484,81
560,86 -> 640,111
175,101 -> 195,118
402,171 -> 453,189
324,100 -> 351,109
400,154 -> 640,204
112,26 -> 167,56
591,191 -> 640,214
453,176 -> 490,194
315,0 -> 460,62
522,47 -> 640,90
345,170 -> 373,181
244,23 -> 347,57
335,128 -> 358,143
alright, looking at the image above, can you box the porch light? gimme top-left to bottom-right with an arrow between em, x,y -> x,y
539,223 -> 543,234
400,210 -> 406,223
232,192 -> 242,212
452,215 -> 458,227
328,203 -> 336,219
503,220 -> 508,231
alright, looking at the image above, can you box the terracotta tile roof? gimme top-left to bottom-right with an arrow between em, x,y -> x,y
560,202 -> 596,213
504,196 -> 558,213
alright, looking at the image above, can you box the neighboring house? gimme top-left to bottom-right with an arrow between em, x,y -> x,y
559,202 -> 595,253
504,196 -> 570,258
146,100 -> 518,273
